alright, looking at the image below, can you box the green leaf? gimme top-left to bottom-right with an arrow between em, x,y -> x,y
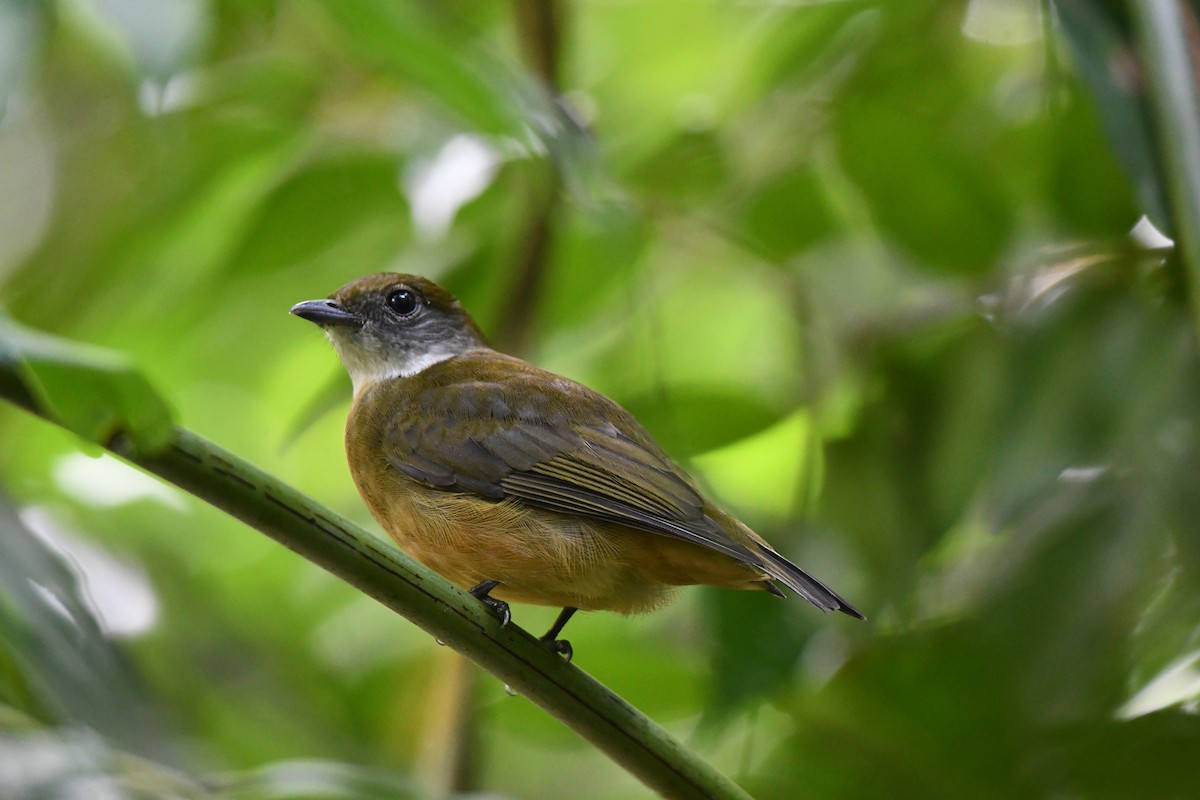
1038,711 -> 1200,799
316,0 -> 532,138
1128,0 -> 1200,334
538,203 -> 649,332
279,367 -> 350,450
630,129 -> 729,206
1055,0 -> 1168,228
63,0 -> 211,80
0,727 -> 216,800
0,313 -> 175,454
702,587 -> 810,722
1048,85 -> 1142,237
221,759 -> 420,800
737,166 -> 838,261
0,0 -> 47,110
837,98 -> 1013,273
0,495 -> 172,761
620,386 -> 789,461
315,0 -> 603,198
230,152 -> 410,276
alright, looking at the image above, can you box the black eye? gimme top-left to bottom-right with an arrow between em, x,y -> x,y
386,288 -> 421,317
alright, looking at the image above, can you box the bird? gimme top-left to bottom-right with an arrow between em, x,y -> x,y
291,273 -> 863,658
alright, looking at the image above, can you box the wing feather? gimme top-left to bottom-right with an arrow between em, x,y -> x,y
498,472 -> 758,563
381,360 -> 763,569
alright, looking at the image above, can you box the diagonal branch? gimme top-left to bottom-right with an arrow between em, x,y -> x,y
0,360 -> 752,800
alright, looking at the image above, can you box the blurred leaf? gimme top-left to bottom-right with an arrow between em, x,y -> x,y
736,166 -> 837,262
1127,0 -> 1200,332
621,387 -> 789,461
318,0 -> 609,204
317,0 -> 521,136
771,256 -> 1200,796
0,0 -> 47,111
825,2 -> 1021,274
988,264 -> 1196,528
1055,0 -> 1168,228
820,317 -> 994,605
631,129 -> 729,206
1048,84 -> 1143,237
221,759 -> 420,800
230,152 -> 410,276
702,589 -> 809,722
753,1 -> 872,89
0,726 -> 216,800
1036,711 -> 1200,799
0,313 -> 174,454
837,98 -> 1013,273
754,633 -> 1200,800
537,204 -> 648,333
0,494 -> 173,763
753,471 -> 1193,800
279,367 -> 350,451
67,0 -> 212,80
0,725 -> 428,800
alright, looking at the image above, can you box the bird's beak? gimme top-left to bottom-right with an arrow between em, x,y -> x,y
289,299 -> 364,328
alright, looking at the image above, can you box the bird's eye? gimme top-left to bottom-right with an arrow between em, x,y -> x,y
386,288 -> 421,317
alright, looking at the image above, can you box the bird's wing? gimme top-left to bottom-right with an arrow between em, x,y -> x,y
383,372 -> 762,566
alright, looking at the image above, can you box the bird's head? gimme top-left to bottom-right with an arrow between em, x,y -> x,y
290,273 -> 488,393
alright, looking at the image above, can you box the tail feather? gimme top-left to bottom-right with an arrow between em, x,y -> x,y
759,547 -> 865,620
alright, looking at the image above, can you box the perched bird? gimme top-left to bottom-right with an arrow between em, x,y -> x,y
291,273 -> 862,658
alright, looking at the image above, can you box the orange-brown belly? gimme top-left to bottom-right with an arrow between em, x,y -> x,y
353,468 -> 767,613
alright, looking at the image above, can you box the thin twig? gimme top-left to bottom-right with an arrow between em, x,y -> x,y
514,0 -> 564,89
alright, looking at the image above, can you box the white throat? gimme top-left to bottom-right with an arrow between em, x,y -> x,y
350,350 -> 456,394
327,331 -> 463,395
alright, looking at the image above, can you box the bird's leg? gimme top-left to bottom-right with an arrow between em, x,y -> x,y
540,607 -> 578,662
468,579 -> 510,627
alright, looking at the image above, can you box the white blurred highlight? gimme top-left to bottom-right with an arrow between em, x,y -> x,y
962,0 -> 1042,45
1118,650 -> 1200,719
54,453 -> 186,510
404,135 -> 501,241
137,73 -> 197,115
0,110 -> 56,278
1131,215 -> 1174,250
83,0 -> 211,78
20,506 -> 160,638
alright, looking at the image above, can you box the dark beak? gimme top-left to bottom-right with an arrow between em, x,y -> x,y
289,299 -> 364,328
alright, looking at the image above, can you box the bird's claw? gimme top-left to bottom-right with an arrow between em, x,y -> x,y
538,607 -> 578,662
542,637 -> 573,663
487,597 -> 511,627
468,579 -> 511,627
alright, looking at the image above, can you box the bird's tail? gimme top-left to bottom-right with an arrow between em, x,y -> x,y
758,546 -> 865,620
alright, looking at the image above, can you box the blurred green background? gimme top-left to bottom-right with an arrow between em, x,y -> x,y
2,0 -> 1200,797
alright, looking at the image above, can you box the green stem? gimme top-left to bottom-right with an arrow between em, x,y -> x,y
0,363 -> 752,800
1129,0 -> 1200,334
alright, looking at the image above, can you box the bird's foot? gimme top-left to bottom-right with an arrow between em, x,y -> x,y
468,579 -> 510,627
540,636 -> 573,663
539,607 -> 578,662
